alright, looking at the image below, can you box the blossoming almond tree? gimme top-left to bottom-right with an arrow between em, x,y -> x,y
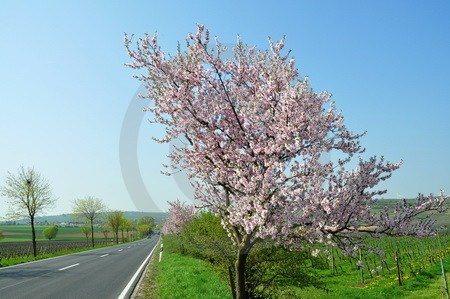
125,25 -> 447,298
162,199 -> 199,235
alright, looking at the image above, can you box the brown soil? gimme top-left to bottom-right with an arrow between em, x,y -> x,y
57,232 -> 104,238
2,232 -> 28,235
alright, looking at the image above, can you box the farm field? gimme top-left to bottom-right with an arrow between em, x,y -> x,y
0,225 -> 104,242
289,236 -> 450,298
0,225 -> 146,267
0,239 -> 112,262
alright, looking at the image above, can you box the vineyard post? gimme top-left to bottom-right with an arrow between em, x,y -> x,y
395,248 -> 403,286
330,247 -> 336,275
364,256 -> 374,278
359,249 -> 364,284
440,258 -> 449,298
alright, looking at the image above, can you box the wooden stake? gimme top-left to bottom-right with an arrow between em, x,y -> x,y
440,258 -> 449,299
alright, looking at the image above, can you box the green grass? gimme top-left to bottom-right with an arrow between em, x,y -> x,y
154,251 -> 232,299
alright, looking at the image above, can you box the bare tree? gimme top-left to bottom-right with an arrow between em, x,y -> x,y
101,224 -> 111,241
72,197 -> 106,247
81,225 -> 92,244
1,166 -> 56,257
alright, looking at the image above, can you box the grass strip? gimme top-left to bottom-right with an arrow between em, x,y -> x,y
136,249 -> 232,299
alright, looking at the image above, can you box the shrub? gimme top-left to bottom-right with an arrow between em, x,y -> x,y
42,226 -> 58,240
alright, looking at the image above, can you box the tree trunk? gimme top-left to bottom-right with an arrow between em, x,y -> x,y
235,247 -> 250,299
30,215 -> 37,257
90,220 -> 95,248
228,266 -> 236,299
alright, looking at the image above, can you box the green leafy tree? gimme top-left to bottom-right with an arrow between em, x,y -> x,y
81,225 -> 92,244
107,211 -> 123,244
182,211 -> 235,289
123,218 -> 135,241
244,245 -> 326,298
72,197 -> 106,248
42,225 -> 58,240
137,216 -> 155,235
119,217 -> 132,242
1,166 -> 56,257
137,224 -> 150,238
182,212 -> 325,297
0,230 -> 4,241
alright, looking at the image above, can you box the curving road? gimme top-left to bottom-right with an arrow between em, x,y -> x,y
0,235 -> 159,299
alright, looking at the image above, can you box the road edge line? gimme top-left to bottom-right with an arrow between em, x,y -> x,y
118,237 -> 160,299
130,238 -> 161,299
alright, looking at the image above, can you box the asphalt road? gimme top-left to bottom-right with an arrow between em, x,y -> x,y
0,235 -> 159,299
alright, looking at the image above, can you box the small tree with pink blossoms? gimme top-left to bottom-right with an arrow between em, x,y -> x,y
125,25 -> 447,298
162,199 -> 199,235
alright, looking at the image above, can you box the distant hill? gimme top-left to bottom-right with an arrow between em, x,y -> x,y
372,198 -> 450,229
3,211 -> 168,225
372,198 -> 450,210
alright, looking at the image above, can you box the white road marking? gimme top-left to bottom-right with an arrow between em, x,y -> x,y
127,246 -> 131,248
118,249 -> 123,252
59,263 -> 80,271
100,254 -> 109,258
118,239 -> 159,299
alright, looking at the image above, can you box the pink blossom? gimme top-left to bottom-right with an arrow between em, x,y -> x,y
161,200 -> 198,235
125,23 -> 447,270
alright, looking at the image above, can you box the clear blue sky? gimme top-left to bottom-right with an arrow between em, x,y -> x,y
0,0 -> 449,217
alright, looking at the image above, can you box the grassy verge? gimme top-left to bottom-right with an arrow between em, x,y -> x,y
0,240 -> 135,268
135,243 -> 232,298
134,241 -> 161,298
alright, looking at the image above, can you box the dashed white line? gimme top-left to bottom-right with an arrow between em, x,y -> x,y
127,246 -> 131,248
118,249 -> 123,252
100,254 -> 109,258
59,263 -> 80,271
